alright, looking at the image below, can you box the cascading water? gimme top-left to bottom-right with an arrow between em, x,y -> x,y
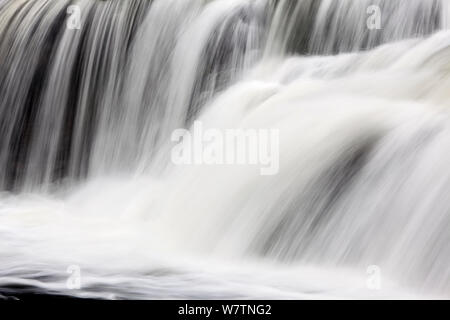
0,0 -> 448,299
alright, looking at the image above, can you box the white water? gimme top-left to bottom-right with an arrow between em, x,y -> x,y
0,0 -> 449,299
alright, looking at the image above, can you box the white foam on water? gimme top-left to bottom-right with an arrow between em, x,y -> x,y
0,0 -> 449,299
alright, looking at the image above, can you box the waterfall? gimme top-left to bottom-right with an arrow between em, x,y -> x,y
0,0 -> 448,299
